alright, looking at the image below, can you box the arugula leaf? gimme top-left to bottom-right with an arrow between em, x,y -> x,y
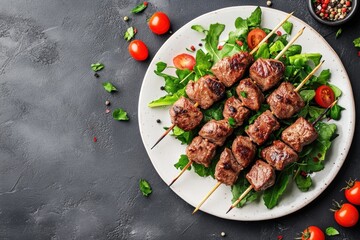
91,63 -> 104,72
231,172 -> 260,207
246,6 -> 262,27
295,174 -> 312,192
353,37 -> 360,47
124,27 -> 136,41
112,108 -> 129,121
148,88 -> 185,107
174,154 -> 192,170
139,179 -> 152,197
156,62 -> 167,72
329,84 -> 342,97
300,90 -> 315,102
102,82 -> 117,93
205,23 -> 225,62
191,25 -> 207,34
329,104 -> 344,120
171,126 -> 194,145
194,49 -> 212,78
263,167 -> 293,209
336,28 -> 342,39
131,3 -> 147,13
325,227 -> 340,236
255,43 -> 270,60
282,21 -> 293,34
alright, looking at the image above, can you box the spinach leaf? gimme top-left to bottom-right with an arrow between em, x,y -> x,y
295,174 -> 312,192
102,82 -> 117,93
171,126 -> 194,145
329,104 -> 344,120
174,154 -> 192,170
325,227 -> 340,236
156,62 -> 167,72
282,21 -> 293,34
113,108 -> 129,121
246,6 -> 262,27
131,3 -> 147,13
300,90 -> 315,102
255,43 -> 270,60
329,84 -> 342,97
139,179 -> 152,197
269,40 -> 285,54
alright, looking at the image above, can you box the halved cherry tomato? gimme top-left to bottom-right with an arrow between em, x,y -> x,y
173,53 -> 196,71
148,12 -> 171,35
314,85 -> 335,108
128,40 -> 149,61
334,203 -> 359,227
344,180 -> 360,205
301,226 -> 325,240
247,28 -> 267,50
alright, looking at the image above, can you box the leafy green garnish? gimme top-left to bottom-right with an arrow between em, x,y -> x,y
231,172 -> 260,207
240,91 -> 247,98
329,104 -> 344,120
300,90 -> 315,102
336,28 -> 342,39
174,154 -> 192,170
255,43 -> 270,59
205,23 -> 225,62
171,126 -> 194,145
203,102 -> 224,122
91,63 -> 104,72
269,40 -> 285,54
329,84 -> 342,97
148,88 -> 185,107
112,108 -> 129,121
139,179 -> 152,197
131,2 -> 147,13
191,25 -> 207,34
246,6 -> 262,27
194,49 -> 212,78
289,53 -> 322,66
295,174 -> 312,192
282,21 -> 293,34
353,37 -> 360,47
102,82 -> 117,93
156,62 -> 167,72
325,227 -> 340,236
228,117 -> 236,128
124,27 -> 136,41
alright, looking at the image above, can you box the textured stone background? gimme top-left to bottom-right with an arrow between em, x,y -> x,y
0,0 -> 359,239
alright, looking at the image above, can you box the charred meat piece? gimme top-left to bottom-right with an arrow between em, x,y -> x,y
246,110 -> 280,145
199,119 -> 234,146
223,97 -> 251,127
232,136 -> 257,168
236,78 -> 265,111
246,160 -> 276,191
186,75 -> 225,109
281,117 -> 318,152
186,136 -> 216,167
169,97 -> 203,131
261,140 -> 299,171
211,52 -> 254,87
215,148 -> 243,186
249,58 -> 285,91
267,82 -> 305,119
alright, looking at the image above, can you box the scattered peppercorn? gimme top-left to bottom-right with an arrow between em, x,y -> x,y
277,235 -> 283,240
156,119 -> 161,123
105,109 -> 111,114
236,40 -> 243,46
190,45 -> 196,51
276,30 -> 282,36
266,0 -> 272,6
160,86 -> 165,90
94,73 -> 100,78
358,51 -> 360,57
169,30 -> 173,34
199,43 -> 203,47
218,45 -> 223,50
313,0 -> 352,21
221,232 -> 226,237
93,137 -> 97,142
105,100 -> 110,106
123,16 -> 129,21
143,1 -> 148,6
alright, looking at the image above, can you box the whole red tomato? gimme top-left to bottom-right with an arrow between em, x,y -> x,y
148,12 -> 171,35
344,180 -> 360,205
301,226 -> 325,240
173,53 -> 196,70
128,40 -> 149,61
334,203 -> 359,227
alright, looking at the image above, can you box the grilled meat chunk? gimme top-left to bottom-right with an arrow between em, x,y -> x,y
281,117 -> 318,152
215,148 -> 243,186
186,75 -> 225,109
223,97 -> 251,127
267,82 -> 305,119
246,160 -> 276,191
186,136 -> 216,167
261,140 -> 299,171
199,120 -> 233,146
169,97 -> 203,131
232,136 -> 257,168
211,52 -> 254,87
246,110 -> 280,145
236,78 -> 265,111
249,58 -> 285,91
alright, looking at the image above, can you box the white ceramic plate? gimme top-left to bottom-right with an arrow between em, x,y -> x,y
138,6 -> 355,220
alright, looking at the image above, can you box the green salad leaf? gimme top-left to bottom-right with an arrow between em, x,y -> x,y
325,227 -> 340,236
174,154 -> 192,170
171,126 -> 195,145
91,63 -> 104,72
295,174 -> 312,192
112,108 -> 129,121
131,3 -> 147,13
231,172 -> 260,207
102,82 -> 117,93
282,21 -> 293,34
124,27 -> 136,41
148,88 -> 185,108
353,37 -> 360,47
139,179 -> 152,197
246,6 -> 262,27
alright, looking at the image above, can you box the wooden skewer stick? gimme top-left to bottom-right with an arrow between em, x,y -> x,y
193,181 -> 222,214
249,12 -> 294,55
226,100 -> 338,214
169,160 -> 193,187
274,27 -> 305,60
226,185 -> 253,214
295,60 -> 325,92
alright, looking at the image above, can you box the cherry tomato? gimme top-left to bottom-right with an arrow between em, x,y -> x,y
301,226 -> 325,240
173,53 -> 196,71
148,12 -> 171,35
344,180 -> 360,205
314,85 -> 335,108
128,40 -> 149,61
247,28 -> 267,50
334,203 -> 359,227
